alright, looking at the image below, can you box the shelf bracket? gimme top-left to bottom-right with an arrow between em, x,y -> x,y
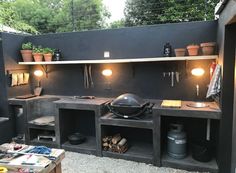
41,65 -> 49,78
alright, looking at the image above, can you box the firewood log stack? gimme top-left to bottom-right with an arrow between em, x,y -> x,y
102,134 -> 128,153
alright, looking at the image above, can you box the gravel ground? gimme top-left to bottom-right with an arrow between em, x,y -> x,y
61,152 -> 207,173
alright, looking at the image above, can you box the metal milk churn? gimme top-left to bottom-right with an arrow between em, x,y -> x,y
167,123 -> 187,159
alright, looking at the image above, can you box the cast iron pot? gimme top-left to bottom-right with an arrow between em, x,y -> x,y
68,133 -> 86,145
191,140 -> 212,162
106,93 -> 153,118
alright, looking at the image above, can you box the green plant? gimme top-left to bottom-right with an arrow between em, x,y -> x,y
32,45 -> 44,53
43,47 -> 55,54
21,42 -> 33,50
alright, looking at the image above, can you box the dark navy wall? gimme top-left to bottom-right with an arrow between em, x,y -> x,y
25,21 -> 217,100
0,33 -> 9,116
29,60 -> 212,100
27,21 -> 217,60
2,33 -> 31,98
0,33 -> 30,143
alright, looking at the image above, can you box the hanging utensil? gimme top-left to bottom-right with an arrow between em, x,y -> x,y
176,72 -> 180,83
171,72 -> 175,87
84,65 -> 89,89
88,65 -> 94,88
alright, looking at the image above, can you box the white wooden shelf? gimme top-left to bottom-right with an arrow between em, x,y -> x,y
18,55 -> 218,65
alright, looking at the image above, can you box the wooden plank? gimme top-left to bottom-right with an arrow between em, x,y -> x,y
18,55 -> 218,65
50,163 -> 61,173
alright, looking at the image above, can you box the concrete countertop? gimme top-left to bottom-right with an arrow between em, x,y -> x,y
152,100 -> 221,119
54,97 -> 110,106
8,95 -> 221,119
8,95 -> 111,109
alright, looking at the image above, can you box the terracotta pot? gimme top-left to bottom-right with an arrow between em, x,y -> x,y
20,50 -> 33,62
33,53 -> 43,62
187,45 -> 200,56
200,42 -> 216,55
44,53 -> 53,62
175,48 -> 186,57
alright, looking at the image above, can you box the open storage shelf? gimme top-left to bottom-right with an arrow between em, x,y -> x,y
100,113 -> 154,129
18,55 -> 218,65
62,136 -> 96,154
59,109 -> 97,155
162,151 -> 218,173
103,141 -> 153,163
160,116 -> 219,172
101,125 -> 154,164
29,128 -> 56,148
9,104 -> 26,144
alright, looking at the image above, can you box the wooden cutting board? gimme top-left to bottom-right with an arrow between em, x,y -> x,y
161,100 -> 182,108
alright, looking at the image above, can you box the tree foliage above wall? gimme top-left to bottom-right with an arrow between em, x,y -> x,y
0,0 -> 110,34
0,0 -> 219,34
124,0 -> 219,26
0,1 -> 38,33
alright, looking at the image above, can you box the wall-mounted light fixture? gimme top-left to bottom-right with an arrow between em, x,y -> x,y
102,69 -> 112,77
34,69 -> 43,96
188,67 -> 208,108
191,67 -> 205,97
191,67 -> 205,77
102,68 -> 112,90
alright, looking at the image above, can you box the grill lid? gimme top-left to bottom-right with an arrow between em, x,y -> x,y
110,93 -> 146,108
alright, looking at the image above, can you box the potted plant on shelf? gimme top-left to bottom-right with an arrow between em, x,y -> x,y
32,46 -> 44,62
200,42 -> 216,55
187,44 -> 200,56
43,48 -> 55,62
174,48 -> 186,57
20,42 -> 33,62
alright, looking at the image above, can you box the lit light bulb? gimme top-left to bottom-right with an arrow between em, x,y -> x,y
102,69 -> 112,77
34,70 -> 44,77
191,68 -> 205,77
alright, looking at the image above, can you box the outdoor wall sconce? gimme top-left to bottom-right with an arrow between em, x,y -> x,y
34,69 -> 43,96
192,67 -> 204,96
187,67 -> 208,108
102,69 -> 112,90
191,67 -> 205,97
102,69 -> 112,77
191,67 -> 205,77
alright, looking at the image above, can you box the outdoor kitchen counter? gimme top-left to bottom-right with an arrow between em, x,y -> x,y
152,100 -> 222,119
8,95 -> 110,107
8,96 -> 222,119
8,95 -> 64,105
54,97 -> 110,110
